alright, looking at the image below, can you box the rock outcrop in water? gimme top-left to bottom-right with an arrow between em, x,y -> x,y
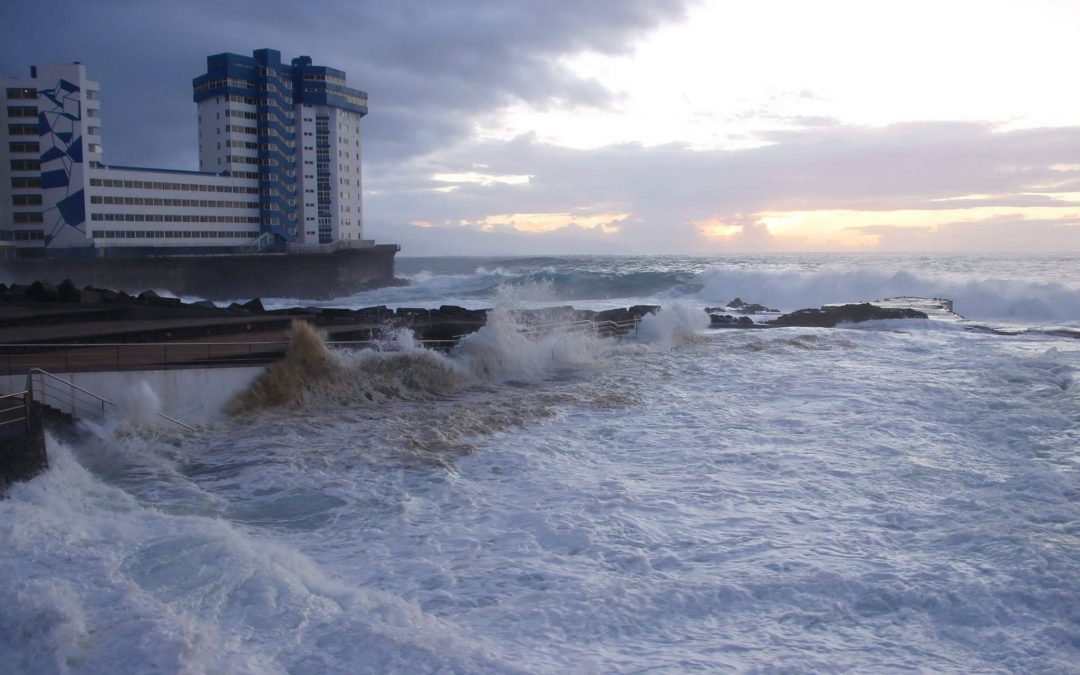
706,301 -> 928,329
725,297 -> 778,314
766,303 -> 929,328
708,314 -> 756,327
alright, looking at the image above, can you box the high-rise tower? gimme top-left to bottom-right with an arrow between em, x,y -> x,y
192,48 -> 368,245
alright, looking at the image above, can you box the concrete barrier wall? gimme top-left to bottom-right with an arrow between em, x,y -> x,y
0,366 -> 264,424
0,245 -> 399,300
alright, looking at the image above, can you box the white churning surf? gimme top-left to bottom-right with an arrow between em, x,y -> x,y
2,253 -> 1079,673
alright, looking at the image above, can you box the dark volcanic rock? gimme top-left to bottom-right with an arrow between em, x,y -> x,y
138,290 -> 182,307
768,303 -> 928,328
57,279 -> 82,303
722,297 -> 778,314
395,307 -> 431,323
79,287 -> 104,304
595,307 -> 635,324
710,314 -> 755,327
26,280 -> 59,302
437,305 -> 489,322
352,305 -> 392,323
594,305 -> 659,327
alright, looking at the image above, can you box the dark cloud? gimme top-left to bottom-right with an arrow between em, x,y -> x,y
365,121 -> 1080,253
5,2 -> 1078,254
0,0 -> 690,168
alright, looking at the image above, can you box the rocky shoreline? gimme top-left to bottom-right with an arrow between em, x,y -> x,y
0,279 -> 939,346
707,299 -> 929,328
0,279 -> 659,346
0,279 -> 947,375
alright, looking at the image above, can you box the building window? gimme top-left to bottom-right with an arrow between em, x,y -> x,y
13,212 -> 44,224
12,194 -> 42,206
11,176 -> 40,188
8,124 -> 38,136
6,106 -> 37,118
8,141 -> 39,153
5,87 -> 36,100
9,159 -> 40,171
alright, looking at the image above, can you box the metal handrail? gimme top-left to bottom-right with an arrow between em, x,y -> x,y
27,368 -> 195,431
0,319 -> 642,351
517,317 -> 641,335
1,341 -> 290,348
0,389 -> 29,428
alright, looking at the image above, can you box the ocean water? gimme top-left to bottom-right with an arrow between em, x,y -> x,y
2,253 -> 1080,673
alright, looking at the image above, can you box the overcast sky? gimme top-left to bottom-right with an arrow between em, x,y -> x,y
3,0 -> 1079,254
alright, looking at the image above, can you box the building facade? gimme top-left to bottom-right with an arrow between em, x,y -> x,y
1,49 -> 368,257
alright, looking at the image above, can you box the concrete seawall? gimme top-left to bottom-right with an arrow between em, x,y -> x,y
0,399 -> 47,488
0,366 -> 264,424
0,245 -> 400,300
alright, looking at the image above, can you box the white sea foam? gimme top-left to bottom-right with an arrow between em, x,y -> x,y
0,437 -> 517,674
231,285 -> 608,414
694,266 -> 1080,324
5,255 -> 1080,673
635,302 -> 710,349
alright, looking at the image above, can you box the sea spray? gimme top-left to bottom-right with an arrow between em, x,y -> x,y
227,321 -> 337,414
694,266 -> 1080,324
451,281 -> 602,381
229,287 -> 613,415
7,254 -> 1080,673
636,302 -> 710,349
227,321 -> 464,415
0,435 -> 514,674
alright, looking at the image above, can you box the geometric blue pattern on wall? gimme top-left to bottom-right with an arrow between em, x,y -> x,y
66,136 -> 82,163
41,169 -> 70,189
37,78 -> 85,246
56,189 -> 85,227
40,146 -> 66,162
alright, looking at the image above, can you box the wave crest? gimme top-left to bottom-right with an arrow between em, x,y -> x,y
229,301 -> 609,415
694,267 -> 1080,324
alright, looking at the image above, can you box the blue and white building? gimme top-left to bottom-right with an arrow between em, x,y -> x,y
1,49 -> 369,256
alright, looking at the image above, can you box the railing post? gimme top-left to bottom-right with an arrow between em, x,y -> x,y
23,374 -> 33,434
116,345 -> 120,371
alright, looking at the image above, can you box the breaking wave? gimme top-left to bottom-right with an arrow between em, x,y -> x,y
289,256 -> 1080,326
230,290 -> 714,415
636,302 -> 710,348
693,267 -> 1080,324
0,437 -> 515,674
228,297 -> 610,415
